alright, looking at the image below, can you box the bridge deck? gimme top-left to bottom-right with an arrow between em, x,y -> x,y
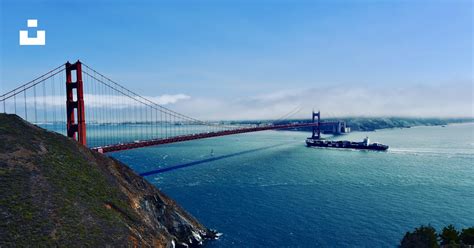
92,122 -> 335,153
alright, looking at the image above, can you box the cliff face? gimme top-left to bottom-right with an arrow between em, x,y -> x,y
0,114 -> 215,247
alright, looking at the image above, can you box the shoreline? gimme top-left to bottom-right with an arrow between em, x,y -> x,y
273,118 -> 474,133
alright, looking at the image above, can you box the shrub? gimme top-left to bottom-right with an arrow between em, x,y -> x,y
400,225 -> 439,248
460,227 -> 474,245
439,224 -> 460,246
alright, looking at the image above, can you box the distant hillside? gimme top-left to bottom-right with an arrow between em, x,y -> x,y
338,117 -> 472,131
0,114 -> 215,247
237,117 -> 473,132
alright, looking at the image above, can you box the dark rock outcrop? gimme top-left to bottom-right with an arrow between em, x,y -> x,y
0,114 -> 216,247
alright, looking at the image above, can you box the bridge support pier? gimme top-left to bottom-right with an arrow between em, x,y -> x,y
65,60 -> 86,146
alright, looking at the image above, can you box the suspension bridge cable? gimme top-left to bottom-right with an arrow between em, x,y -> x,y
33,85 -> 37,123
23,90 -> 27,121
13,93 -> 16,114
81,63 -> 235,129
52,75 -> 56,125
280,106 -> 303,122
274,104 -> 303,122
0,63 -> 65,99
82,69 -> 240,131
43,82 -> 46,123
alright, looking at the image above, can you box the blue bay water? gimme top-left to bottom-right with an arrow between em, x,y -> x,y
111,123 -> 474,247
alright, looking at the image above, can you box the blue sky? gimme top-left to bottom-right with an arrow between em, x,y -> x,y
0,0 -> 472,119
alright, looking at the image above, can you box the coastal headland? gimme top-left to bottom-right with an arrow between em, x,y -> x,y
0,114 -> 216,247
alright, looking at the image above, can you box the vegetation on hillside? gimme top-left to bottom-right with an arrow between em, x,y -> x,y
340,117 -> 472,131
400,225 -> 474,248
0,114 -> 215,247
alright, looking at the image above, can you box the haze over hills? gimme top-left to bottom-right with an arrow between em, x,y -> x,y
232,117 -> 474,132
168,82 -> 474,120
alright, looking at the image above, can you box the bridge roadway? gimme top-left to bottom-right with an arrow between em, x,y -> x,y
92,122 -> 336,153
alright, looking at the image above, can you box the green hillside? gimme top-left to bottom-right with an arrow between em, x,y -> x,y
0,114 -> 215,247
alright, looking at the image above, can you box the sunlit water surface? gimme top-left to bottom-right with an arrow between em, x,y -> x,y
111,123 -> 474,247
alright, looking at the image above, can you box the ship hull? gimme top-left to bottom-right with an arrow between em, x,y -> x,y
306,139 -> 388,151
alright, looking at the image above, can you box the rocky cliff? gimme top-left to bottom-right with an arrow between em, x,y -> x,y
0,114 -> 216,247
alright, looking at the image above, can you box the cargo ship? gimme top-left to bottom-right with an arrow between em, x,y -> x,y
306,136 -> 389,151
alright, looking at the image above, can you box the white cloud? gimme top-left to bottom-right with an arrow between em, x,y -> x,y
171,82 -> 474,120
148,94 -> 190,105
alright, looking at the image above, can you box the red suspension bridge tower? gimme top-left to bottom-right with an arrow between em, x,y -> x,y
312,110 -> 321,139
65,60 -> 86,146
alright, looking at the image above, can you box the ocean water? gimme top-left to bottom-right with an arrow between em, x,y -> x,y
111,123 -> 474,247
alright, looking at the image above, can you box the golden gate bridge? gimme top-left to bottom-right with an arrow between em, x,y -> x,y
0,60 -> 344,153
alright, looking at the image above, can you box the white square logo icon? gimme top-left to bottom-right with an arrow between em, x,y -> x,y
19,19 -> 46,46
